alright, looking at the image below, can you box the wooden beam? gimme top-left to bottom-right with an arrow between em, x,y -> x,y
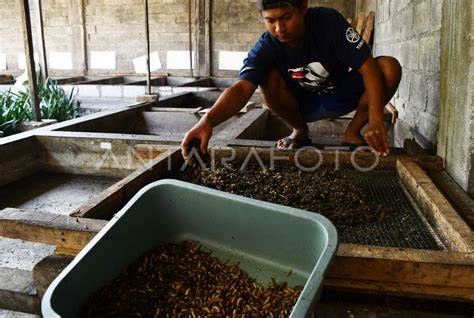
147,107 -> 204,113
362,11 -> 375,44
4,211 -> 473,302
355,12 -> 366,34
0,208 -> 107,256
133,145 -> 444,171
384,103 -> 398,124
213,109 -> 269,145
403,138 -> 429,155
144,0 -> 151,95
397,159 -> 473,252
133,144 -> 178,160
71,149 -> 182,219
33,0 -> 48,81
33,254 -> 73,301
2,212 -> 472,302
188,0 -> 193,77
324,278 -> 474,302
196,0 -> 211,77
428,170 -> 474,229
329,244 -> 474,288
19,0 -> 41,121
196,147 -> 444,171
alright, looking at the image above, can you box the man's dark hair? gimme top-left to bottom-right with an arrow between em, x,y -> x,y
256,0 -> 304,11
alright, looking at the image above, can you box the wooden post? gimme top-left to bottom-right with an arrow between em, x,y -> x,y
188,0 -> 194,77
196,0 -> 211,77
144,0 -> 151,95
19,0 -> 42,122
362,11 -> 375,44
33,0 -> 48,82
80,0 -> 88,75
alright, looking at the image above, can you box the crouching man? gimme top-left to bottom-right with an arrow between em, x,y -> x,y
181,0 -> 401,160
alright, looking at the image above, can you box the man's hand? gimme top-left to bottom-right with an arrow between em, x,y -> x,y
181,116 -> 213,162
364,120 -> 389,156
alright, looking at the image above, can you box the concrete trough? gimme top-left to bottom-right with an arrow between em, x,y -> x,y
54,91 -> 263,142
51,76 -> 88,85
0,135 -> 177,218
234,110 -> 396,147
122,76 -> 197,86
180,77 -> 236,88
72,76 -> 132,85
72,76 -> 196,86
62,77 -> 206,98
0,75 -> 15,85
56,109 -> 239,142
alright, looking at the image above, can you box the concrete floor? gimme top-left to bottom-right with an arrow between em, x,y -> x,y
0,172 -> 119,216
77,97 -> 136,115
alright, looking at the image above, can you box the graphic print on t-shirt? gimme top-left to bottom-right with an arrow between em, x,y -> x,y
288,62 -> 336,94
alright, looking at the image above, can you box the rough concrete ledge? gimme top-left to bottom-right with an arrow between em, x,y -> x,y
0,237 -> 55,315
20,120 -> 58,132
0,309 -> 39,317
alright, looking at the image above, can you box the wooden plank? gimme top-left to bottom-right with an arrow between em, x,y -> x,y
355,12 -> 366,34
19,0 -> 41,121
0,136 -> 42,187
213,109 -> 268,145
384,103 -> 398,124
0,208 -> 107,256
324,278 -> 474,302
362,11 -> 375,44
147,107 -> 202,113
71,149 -> 183,219
33,0 -> 48,81
133,144 -> 177,160
201,147 -> 444,171
144,0 -> 151,94
428,170 -> 474,228
196,0 -> 211,80
3,209 -> 472,302
329,244 -> 474,288
397,159 -> 473,252
33,255 -> 73,301
133,146 -> 443,171
227,139 -> 277,148
403,138 -> 428,155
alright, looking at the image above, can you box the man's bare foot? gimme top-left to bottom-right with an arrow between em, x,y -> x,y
343,131 -> 366,145
277,126 -> 309,149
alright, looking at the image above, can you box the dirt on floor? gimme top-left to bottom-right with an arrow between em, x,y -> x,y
179,163 -> 393,231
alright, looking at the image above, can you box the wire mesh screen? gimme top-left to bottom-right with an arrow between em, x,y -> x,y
341,170 -> 446,250
177,166 -> 447,251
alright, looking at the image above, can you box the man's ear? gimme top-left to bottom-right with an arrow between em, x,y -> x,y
300,0 -> 308,14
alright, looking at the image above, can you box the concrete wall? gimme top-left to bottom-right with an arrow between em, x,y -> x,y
0,1 -> 27,74
438,0 -> 474,197
0,0 -> 355,78
364,0 -> 474,196
370,0 -> 442,150
212,0 -> 355,77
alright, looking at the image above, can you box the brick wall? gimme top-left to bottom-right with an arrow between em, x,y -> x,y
371,0 -> 442,149
0,0 -> 355,78
0,1 -> 29,74
212,0 -> 355,77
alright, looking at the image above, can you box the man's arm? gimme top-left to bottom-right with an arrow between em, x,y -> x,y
358,55 -> 390,156
181,79 -> 257,159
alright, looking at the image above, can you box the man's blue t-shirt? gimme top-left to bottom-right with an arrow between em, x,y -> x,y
238,7 -> 371,99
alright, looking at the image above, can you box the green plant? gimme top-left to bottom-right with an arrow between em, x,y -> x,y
0,90 -> 31,136
39,79 -> 80,121
0,78 -> 80,137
